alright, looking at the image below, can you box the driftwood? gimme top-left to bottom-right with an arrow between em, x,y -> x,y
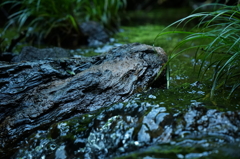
0,43 -> 167,157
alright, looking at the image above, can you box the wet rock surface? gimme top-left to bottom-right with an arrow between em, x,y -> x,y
12,46 -> 72,62
12,91 -> 240,159
79,21 -> 110,47
0,43 -> 167,158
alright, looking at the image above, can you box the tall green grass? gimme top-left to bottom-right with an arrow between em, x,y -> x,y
155,4 -> 240,98
0,0 -> 126,46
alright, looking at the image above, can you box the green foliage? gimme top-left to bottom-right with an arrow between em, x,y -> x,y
114,25 -> 166,45
1,0 -> 126,46
155,4 -> 240,98
83,0 -> 127,33
2,0 -> 83,37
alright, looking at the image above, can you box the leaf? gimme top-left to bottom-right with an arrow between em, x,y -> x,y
66,70 -> 75,76
155,3 -> 240,98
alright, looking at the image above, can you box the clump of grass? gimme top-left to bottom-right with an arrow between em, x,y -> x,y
155,4 -> 240,98
0,0 -> 126,47
2,0 -> 84,42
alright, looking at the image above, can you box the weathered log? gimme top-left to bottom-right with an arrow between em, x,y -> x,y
0,43 -> 167,157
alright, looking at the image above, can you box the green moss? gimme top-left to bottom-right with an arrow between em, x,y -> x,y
80,50 -> 100,57
114,25 -> 189,54
114,144 -> 201,159
115,25 -> 164,44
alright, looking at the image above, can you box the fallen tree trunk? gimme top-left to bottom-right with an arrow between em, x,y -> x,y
0,43 -> 167,157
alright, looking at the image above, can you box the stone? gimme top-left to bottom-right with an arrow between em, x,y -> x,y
0,43 -> 167,158
79,21 -> 110,47
12,46 -> 72,62
11,94 -> 240,159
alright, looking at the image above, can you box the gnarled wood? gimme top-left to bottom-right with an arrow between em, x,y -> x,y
0,43 -> 167,157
